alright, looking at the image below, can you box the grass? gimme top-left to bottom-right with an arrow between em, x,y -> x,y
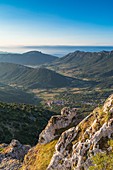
0,148 -> 4,153
89,152 -> 113,170
21,140 -> 58,170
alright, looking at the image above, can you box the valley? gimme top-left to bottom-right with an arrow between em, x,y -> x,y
0,50 -> 113,169
0,50 -> 113,113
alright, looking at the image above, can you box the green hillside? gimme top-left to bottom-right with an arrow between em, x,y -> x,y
0,102 -> 55,145
0,63 -> 73,89
49,50 -> 113,88
0,83 -> 40,104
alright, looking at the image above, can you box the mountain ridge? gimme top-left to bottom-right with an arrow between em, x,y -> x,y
49,50 -> 113,88
0,51 -> 58,65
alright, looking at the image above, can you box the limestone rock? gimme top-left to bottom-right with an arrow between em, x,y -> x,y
0,139 -> 31,170
47,95 -> 113,170
38,107 -> 82,144
103,94 -> 113,113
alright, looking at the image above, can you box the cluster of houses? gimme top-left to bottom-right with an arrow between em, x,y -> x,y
46,100 -> 64,107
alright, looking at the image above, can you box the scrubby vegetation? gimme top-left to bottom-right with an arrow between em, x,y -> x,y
89,152 -> 113,170
0,83 -> 40,104
89,139 -> 113,170
0,102 -> 55,145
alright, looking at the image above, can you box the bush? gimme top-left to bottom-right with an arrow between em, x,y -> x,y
89,152 -> 113,170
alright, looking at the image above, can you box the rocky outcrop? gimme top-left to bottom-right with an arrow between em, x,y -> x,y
0,139 -> 30,170
38,107 -> 82,144
103,94 -> 113,113
47,95 -> 113,170
47,118 -> 113,170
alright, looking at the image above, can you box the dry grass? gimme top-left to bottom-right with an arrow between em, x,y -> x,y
21,140 -> 58,170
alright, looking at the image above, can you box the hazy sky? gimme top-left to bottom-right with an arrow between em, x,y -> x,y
0,0 -> 113,46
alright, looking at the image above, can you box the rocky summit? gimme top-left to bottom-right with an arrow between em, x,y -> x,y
1,94 -> 113,170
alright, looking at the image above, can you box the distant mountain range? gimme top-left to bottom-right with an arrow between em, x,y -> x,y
0,51 -> 58,65
49,50 -> 113,88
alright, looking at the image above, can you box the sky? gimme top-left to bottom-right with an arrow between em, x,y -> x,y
0,0 -> 113,46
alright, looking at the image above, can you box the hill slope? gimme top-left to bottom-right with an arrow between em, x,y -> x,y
49,50 -> 113,88
0,51 -> 58,65
0,83 -> 40,104
0,62 -> 89,89
0,102 -> 55,145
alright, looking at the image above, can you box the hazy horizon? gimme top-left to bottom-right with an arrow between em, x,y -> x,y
0,45 -> 113,57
